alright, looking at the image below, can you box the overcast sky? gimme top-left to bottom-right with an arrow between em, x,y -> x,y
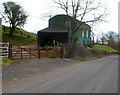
0,0 -> 119,35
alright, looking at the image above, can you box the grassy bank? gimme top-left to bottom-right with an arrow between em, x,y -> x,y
2,25 -> 37,46
2,32 -> 36,46
92,44 -> 117,52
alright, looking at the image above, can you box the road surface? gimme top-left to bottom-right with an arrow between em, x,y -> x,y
3,56 -> 118,93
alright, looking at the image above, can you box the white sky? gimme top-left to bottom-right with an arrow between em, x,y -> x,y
0,0 -> 119,35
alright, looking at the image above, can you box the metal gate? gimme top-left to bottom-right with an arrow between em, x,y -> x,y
0,42 -> 9,58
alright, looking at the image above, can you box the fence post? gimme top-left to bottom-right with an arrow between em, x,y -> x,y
38,47 -> 40,59
30,48 -> 31,59
21,48 -> 22,60
8,43 -> 10,58
60,45 -> 64,58
104,51 -> 106,56
8,43 -> 12,58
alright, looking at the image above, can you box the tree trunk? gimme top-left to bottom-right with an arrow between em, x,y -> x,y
9,27 -> 15,38
67,37 -> 75,58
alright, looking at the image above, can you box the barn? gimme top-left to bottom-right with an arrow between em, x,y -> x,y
37,14 -> 93,47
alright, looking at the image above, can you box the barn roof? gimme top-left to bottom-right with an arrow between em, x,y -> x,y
38,27 -> 68,33
38,14 -> 91,33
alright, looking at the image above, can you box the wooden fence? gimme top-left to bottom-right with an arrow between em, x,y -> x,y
72,45 -> 119,58
0,42 -> 119,59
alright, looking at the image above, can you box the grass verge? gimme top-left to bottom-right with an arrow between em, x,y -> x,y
1,58 -> 13,66
92,44 -> 117,52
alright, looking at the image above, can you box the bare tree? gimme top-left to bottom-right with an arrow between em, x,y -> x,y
96,32 -> 106,45
104,31 -> 118,50
53,0 -> 108,57
53,0 -> 108,42
53,0 -> 107,23
105,31 -> 118,42
97,31 -> 119,50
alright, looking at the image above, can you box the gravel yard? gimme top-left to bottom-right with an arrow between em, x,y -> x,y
2,57 -> 81,83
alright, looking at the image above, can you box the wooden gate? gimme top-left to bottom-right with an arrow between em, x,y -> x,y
2,42 -> 64,59
10,45 -> 41,59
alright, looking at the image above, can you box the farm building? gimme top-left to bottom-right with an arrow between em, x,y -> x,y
37,14 -> 93,47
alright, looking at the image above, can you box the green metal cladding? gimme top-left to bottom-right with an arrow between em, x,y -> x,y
49,15 -> 77,29
48,14 -> 92,46
38,14 -> 92,46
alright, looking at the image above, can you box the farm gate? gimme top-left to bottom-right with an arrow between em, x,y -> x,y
0,42 -> 9,58
8,44 -> 64,59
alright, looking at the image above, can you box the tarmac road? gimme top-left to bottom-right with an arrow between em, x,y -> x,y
3,56 -> 118,93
